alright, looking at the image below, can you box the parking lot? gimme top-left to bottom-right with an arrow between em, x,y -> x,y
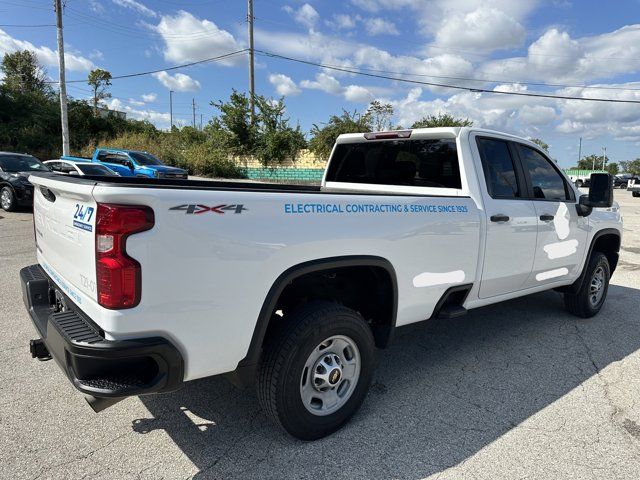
1,189 -> 639,480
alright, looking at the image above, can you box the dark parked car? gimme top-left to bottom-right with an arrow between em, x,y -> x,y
614,174 -> 639,189
0,152 -> 50,211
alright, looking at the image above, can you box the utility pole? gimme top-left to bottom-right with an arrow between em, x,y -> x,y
192,98 -> 196,128
602,147 -> 607,170
200,113 -> 203,130
578,137 -> 582,166
248,0 -> 255,124
169,90 -> 173,130
54,0 -> 70,156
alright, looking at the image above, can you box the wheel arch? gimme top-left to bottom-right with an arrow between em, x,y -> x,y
231,256 -> 398,385
558,228 -> 621,294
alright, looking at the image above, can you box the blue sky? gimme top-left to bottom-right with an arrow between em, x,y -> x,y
2,0 -> 640,167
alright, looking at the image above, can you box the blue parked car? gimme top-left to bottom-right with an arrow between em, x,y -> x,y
62,148 -> 188,179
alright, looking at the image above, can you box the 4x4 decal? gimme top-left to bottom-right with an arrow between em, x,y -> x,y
170,204 -> 247,215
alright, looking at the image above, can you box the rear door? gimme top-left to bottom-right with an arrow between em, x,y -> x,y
475,137 -> 538,298
515,144 -> 588,285
31,175 -> 98,304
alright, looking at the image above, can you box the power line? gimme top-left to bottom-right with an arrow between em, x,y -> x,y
0,23 -> 55,27
45,49 -> 248,84
255,50 -> 640,104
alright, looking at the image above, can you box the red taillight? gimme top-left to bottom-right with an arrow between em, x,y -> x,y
95,203 -> 154,309
364,130 -> 412,140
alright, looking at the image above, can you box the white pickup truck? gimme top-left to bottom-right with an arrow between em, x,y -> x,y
21,127 -> 622,440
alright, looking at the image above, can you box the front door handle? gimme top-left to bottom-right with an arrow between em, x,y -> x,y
490,214 -> 510,222
540,214 -> 554,221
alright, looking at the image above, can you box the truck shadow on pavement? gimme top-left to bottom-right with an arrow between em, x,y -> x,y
133,285 -> 640,479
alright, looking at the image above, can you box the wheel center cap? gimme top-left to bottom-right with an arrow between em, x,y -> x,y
329,368 -> 341,385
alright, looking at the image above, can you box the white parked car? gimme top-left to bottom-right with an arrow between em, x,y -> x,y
44,159 -> 119,176
21,127 -> 622,440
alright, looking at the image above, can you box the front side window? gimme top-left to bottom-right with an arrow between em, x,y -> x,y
77,164 -> 115,175
129,152 -> 163,166
325,138 -> 461,189
519,145 -> 569,200
476,138 -> 520,198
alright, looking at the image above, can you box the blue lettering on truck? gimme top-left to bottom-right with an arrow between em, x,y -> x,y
284,203 -> 468,215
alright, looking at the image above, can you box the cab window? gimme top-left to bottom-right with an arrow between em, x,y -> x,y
518,145 -> 571,201
476,138 -> 521,198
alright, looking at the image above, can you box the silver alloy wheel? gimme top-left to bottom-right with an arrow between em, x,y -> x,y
589,266 -> 606,306
300,335 -> 361,416
1,189 -> 11,210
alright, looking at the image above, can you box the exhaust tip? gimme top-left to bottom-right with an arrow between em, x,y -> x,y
84,395 -> 123,413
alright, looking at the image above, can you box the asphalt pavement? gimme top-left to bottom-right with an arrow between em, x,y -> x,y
1,189 -> 639,479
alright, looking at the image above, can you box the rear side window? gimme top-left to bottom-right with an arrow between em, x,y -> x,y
477,138 -> 521,198
518,145 -> 570,201
325,139 -> 461,189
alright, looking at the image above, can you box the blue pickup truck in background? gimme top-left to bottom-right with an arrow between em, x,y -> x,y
62,148 -> 188,179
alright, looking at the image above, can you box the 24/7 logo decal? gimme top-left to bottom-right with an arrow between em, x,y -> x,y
170,204 -> 247,215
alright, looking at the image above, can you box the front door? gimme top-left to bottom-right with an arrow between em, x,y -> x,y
97,151 -> 134,176
516,144 -> 588,286
475,137 -> 538,298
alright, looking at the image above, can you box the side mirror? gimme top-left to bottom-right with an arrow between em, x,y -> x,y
577,173 -> 613,216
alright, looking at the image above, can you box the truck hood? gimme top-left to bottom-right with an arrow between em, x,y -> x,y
148,165 -> 187,173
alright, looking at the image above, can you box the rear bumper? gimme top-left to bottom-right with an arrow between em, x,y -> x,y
20,264 -> 184,399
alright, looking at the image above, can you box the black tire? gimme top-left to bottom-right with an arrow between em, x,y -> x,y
633,191 -> 640,198
1,186 -> 16,212
576,180 -> 584,188
257,302 -> 375,440
564,252 -> 610,318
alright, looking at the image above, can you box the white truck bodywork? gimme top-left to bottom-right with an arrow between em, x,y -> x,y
26,127 -> 622,385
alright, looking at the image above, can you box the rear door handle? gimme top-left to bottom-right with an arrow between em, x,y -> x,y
539,214 -> 554,221
490,214 -> 510,222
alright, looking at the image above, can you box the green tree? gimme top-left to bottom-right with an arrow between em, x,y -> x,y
366,100 -> 394,131
1,50 -> 49,95
605,162 -> 619,175
411,113 -> 473,128
619,159 -> 640,174
87,68 -> 112,115
210,89 -> 257,155
576,154 -> 608,170
254,96 -> 306,166
529,137 -> 549,152
309,110 -> 372,160
209,90 -> 306,166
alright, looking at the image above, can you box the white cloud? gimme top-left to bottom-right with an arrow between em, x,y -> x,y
268,73 -> 301,96
141,92 -> 157,102
106,98 -> 172,128
112,0 -> 156,18
88,49 -> 104,60
155,11 -> 242,65
435,8 -> 525,51
364,18 -> 399,36
300,73 -> 377,103
344,85 -> 375,102
152,71 -> 201,92
0,29 -> 95,72
127,98 -> 146,106
285,3 -> 320,29
300,73 -> 343,94
518,105 -> 557,125
328,14 -> 356,30
350,0 -> 421,13
89,1 -> 105,14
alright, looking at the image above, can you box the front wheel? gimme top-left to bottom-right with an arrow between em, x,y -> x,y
633,191 -> 640,197
564,252 -> 610,318
257,302 -> 375,440
1,186 -> 16,212
576,180 -> 584,188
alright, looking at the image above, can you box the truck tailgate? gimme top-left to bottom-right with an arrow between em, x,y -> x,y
31,174 -> 98,305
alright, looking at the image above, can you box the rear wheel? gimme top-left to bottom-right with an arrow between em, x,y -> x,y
1,186 -> 16,212
576,179 -> 584,188
564,252 -> 610,318
257,302 -> 375,440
